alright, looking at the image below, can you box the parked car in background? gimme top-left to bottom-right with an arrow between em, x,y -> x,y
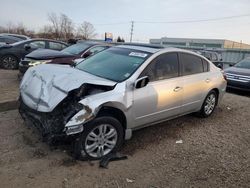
0,35 -> 22,45
18,41 -> 113,76
0,33 -> 30,40
0,39 -> 68,69
19,44 -> 227,160
195,50 -> 223,69
224,57 -> 250,91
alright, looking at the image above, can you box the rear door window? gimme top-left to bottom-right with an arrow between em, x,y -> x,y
29,41 -> 46,49
179,53 -> 203,76
49,42 -> 65,50
202,59 -> 210,72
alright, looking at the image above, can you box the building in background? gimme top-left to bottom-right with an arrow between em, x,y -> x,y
150,37 -> 250,64
150,37 -> 250,50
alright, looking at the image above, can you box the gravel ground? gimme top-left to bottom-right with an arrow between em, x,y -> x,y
0,69 -> 19,102
0,92 -> 249,188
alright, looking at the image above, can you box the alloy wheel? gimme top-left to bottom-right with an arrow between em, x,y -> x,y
204,93 -> 216,115
2,56 -> 17,69
84,124 -> 118,158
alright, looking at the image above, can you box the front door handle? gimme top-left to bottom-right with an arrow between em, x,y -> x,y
174,86 -> 182,92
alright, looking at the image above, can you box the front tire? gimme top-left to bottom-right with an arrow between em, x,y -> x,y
197,90 -> 218,118
74,116 -> 124,160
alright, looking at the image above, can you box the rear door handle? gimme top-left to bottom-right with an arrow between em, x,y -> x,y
174,86 -> 182,92
205,78 -> 211,83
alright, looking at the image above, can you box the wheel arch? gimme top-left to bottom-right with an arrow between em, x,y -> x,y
1,53 -> 19,59
96,106 -> 127,131
210,88 -> 219,105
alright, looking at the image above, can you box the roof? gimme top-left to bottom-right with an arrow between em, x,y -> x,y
12,38 -> 68,46
117,44 -> 163,53
0,35 -> 22,41
77,40 -> 116,47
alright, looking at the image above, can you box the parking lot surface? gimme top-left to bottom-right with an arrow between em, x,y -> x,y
0,93 -> 249,188
0,69 -> 19,112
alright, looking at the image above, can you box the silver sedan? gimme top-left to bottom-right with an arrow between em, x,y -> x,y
19,44 -> 227,159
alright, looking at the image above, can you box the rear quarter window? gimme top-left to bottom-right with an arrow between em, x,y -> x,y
179,53 -> 203,76
202,59 -> 210,72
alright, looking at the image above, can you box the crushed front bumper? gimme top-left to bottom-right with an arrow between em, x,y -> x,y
19,98 -> 85,142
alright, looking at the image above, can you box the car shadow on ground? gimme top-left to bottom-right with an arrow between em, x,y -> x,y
121,113 -> 207,156
44,113 -> 200,160
226,88 -> 250,98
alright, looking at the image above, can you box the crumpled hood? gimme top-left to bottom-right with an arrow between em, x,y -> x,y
26,49 -> 74,60
20,64 -> 116,112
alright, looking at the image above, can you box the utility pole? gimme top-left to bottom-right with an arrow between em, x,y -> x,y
130,21 -> 134,42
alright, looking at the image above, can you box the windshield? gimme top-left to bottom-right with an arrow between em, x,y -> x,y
76,47 -> 152,82
235,59 -> 250,69
61,43 -> 92,55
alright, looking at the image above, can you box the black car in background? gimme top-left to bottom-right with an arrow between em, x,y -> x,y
18,41 -> 113,76
195,50 -> 223,68
0,33 -> 30,40
0,39 -> 68,69
225,57 -> 250,91
0,35 -> 22,46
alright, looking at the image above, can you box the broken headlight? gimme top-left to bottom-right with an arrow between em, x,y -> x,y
29,59 -> 52,66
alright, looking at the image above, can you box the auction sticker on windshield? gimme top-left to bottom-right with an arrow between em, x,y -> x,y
129,52 -> 148,58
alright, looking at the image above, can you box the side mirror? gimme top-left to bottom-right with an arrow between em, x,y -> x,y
82,51 -> 92,58
135,76 -> 149,89
24,44 -> 31,51
229,64 -> 234,67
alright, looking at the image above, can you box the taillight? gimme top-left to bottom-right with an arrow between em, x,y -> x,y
221,70 -> 227,81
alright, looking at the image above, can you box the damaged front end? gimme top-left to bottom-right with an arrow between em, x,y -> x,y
19,83 -> 114,141
19,64 -> 117,142
19,95 -> 84,141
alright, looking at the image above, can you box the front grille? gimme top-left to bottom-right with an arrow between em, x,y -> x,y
19,99 -> 66,138
19,95 -> 83,140
226,73 -> 250,83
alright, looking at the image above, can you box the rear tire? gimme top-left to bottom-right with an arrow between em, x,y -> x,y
0,55 -> 19,69
197,90 -> 218,118
73,116 -> 124,160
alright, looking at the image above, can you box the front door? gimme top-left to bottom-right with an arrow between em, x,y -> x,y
132,52 -> 183,128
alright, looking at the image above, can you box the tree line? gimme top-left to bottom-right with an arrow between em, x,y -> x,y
0,12 -> 124,42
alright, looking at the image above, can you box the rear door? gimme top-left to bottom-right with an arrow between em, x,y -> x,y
21,40 -> 46,59
132,52 -> 183,127
178,53 -> 211,113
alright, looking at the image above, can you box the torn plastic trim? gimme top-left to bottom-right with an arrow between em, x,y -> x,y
65,82 -> 133,137
65,104 -> 133,139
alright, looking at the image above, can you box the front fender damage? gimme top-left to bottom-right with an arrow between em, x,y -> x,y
65,83 -> 133,137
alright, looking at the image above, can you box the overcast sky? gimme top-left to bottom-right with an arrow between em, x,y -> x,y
1,0 -> 250,43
